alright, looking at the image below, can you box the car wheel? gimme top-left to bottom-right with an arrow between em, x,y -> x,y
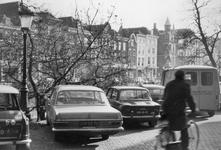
101,134 -> 109,140
148,121 -> 156,127
16,143 -> 30,150
208,110 -> 215,117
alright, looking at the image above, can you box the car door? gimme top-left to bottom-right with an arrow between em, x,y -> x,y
199,70 -> 218,110
185,71 -> 200,108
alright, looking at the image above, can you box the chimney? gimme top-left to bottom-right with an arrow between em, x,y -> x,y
153,23 -> 156,29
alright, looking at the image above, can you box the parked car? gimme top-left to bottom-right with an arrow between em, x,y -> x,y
139,84 -> 165,105
106,86 -> 161,127
45,85 -> 124,142
0,84 -> 31,150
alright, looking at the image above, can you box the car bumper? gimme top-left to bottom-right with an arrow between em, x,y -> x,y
123,115 -> 160,121
0,139 -> 32,145
52,127 -> 124,133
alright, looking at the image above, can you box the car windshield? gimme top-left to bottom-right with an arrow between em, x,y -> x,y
119,90 -> 152,101
56,90 -> 109,105
0,93 -> 19,110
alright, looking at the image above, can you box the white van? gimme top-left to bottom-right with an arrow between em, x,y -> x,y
161,65 -> 220,117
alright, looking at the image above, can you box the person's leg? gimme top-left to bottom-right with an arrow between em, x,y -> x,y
181,127 -> 188,150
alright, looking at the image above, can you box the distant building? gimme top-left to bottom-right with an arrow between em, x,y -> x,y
119,26 -> 158,82
153,18 -> 176,78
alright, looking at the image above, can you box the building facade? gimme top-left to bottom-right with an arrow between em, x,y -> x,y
119,27 -> 158,82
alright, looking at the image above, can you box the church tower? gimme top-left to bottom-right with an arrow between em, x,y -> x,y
165,17 -> 171,33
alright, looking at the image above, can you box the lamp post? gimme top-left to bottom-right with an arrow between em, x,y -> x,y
18,2 -> 35,114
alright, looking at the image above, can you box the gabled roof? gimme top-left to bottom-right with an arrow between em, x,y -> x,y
0,1 -> 20,26
59,16 -> 79,28
119,27 -> 151,38
84,22 -> 115,36
0,2 -> 58,26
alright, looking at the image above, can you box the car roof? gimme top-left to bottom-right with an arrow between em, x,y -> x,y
0,85 -> 19,94
141,84 -> 165,89
55,85 -> 103,92
110,86 -> 148,90
166,65 -> 216,70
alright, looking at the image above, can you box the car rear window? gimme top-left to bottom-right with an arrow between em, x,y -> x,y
150,89 -> 164,95
56,90 -> 109,105
119,90 -> 151,100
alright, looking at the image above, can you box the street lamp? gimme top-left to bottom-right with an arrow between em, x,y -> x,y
18,2 -> 35,115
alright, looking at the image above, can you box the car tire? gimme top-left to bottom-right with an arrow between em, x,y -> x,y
148,121 -> 156,127
101,134 -> 109,140
16,143 -> 30,150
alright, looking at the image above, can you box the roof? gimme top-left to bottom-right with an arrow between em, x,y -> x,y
55,85 -> 103,92
119,27 -> 151,38
110,86 -> 148,90
0,85 -> 19,94
169,65 -> 217,70
84,22 -> 116,37
59,16 -> 78,28
165,17 -> 171,26
0,1 -> 20,26
140,84 -> 165,90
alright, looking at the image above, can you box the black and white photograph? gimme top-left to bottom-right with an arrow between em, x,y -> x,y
0,0 -> 221,149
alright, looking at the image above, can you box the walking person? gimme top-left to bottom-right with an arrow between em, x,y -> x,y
162,70 -> 196,150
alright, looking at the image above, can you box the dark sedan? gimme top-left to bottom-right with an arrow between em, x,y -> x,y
139,84 -> 165,105
106,86 -> 161,127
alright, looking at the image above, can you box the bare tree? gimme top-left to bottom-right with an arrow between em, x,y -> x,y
0,3 -> 132,120
188,0 -> 221,67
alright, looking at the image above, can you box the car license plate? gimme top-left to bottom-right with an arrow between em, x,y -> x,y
79,121 -> 99,126
136,111 -> 149,114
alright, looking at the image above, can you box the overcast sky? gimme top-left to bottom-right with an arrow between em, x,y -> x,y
1,0 -> 220,32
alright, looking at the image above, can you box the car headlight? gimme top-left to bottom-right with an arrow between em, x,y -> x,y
11,119 -> 16,125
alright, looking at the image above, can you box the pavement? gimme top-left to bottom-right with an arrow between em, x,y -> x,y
26,110 -> 221,150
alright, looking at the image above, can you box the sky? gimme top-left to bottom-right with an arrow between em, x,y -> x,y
1,0 -> 221,32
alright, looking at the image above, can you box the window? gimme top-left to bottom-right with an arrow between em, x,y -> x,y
185,72 -> 197,86
138,57 -> 140,66
142,58 -> 144,66
131,39 -> 134,47
111,89 -> 118,100
152,48 -> 155,54
123,43 -> 126,51
114,43 -> 117,50
118,42 -> 121,50
152,57 -> 155,65
106,89 -> 113,98
148,48 -> 151,53
201,72 -> 213,86
148,57 -> 150,64
119,90 -> 151,100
